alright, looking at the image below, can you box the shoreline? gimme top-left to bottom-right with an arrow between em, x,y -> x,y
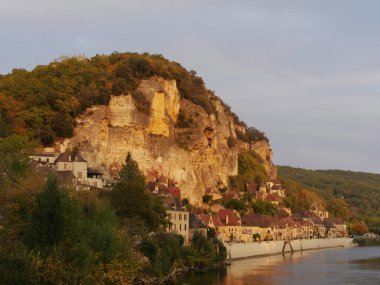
225,237 -> 354,261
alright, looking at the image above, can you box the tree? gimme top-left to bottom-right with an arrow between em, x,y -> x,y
24,175 -> 81,250
111,152 -> 167,231
251,199 -> 278,216
327,198 -> 349,221
246,127 -> 269,143
351,221 -> 368,235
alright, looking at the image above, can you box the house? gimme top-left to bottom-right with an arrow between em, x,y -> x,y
266,193 -> 281,206
246,183 -> 258,195
311,217 -> 327,238
29,151 -> 60,165
309,202 -> 329,220
323,217 -> 347,238
30,150 -> 107,189
213,209 -> 242,242
241,214 -> 263,242
189,213 -> 208,241
55,151 -> 88,182
164,196 -> 190,244
241,214 -> 274,242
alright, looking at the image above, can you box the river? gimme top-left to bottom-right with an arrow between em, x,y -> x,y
169,246 -> 380,285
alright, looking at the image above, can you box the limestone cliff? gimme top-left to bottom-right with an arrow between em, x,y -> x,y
63,77 -> 276,204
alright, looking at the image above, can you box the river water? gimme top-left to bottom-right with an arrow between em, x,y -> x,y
170,246 -> 380,285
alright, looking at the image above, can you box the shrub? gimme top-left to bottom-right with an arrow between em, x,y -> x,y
202,195 -> 212,204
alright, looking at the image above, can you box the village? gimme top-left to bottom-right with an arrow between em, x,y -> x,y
29,149 -> 348,245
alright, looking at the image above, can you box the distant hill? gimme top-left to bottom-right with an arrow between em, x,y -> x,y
278,166 -> 380,228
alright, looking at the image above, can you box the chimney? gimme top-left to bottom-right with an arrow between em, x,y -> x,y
226,215 -> 229,224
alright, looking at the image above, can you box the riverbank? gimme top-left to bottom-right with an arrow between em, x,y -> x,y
354,238 -> 380,246
226,237 -> 354,260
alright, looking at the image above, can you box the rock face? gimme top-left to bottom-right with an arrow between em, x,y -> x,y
64,77 -> 276,204
250,141 -> 277,179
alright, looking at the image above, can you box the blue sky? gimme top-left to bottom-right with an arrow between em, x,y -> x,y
1,0 -> 380,173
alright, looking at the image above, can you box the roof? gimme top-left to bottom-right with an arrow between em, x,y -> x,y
312,217 -> 324,225
189,213 -> 208,229
214,209 -> 240,226
55,151 -> 87,163
324,217 -> 345,225
87,168 -> 103,176
164,196 -> 183,211
33,153 -> 58,157
246,183 -> 258,192
223,191 -> 239,200
266,193 -> 281,202
242,214 -> 273,228
199,214 -> 212,226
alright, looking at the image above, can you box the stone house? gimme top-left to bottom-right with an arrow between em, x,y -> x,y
241,214 -> 274,242
213,209 -> 242,243
309,202 -> 329,220
323,217 -> 348,238
164,197 -> 190,244
167,209 -> 190,244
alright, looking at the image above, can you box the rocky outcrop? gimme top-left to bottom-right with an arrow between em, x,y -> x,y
63,77 -> 275,205
250,141 -> 277,179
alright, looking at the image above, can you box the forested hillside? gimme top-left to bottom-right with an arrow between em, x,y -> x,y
0,52 -> 247,146
278,166 -> 380,232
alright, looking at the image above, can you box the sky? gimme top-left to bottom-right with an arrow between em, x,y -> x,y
1,0 -> 380,173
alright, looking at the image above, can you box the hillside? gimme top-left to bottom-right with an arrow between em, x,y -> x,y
0,52 -> 274,205
278,166 -> 380,231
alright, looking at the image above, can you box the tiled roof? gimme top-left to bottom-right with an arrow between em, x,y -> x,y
242,214 -> 273,228
246,183 -> 258,192
223,191 -> 238,200
214,209 -> 240,226
266,193 -> 281,201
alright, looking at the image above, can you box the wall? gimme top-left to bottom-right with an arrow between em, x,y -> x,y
227,238 -> 354,260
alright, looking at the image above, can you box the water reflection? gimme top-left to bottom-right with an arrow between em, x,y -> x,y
171,247 -> 380,285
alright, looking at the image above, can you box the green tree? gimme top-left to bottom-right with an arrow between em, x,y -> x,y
251,199 -> 278,216
0,135 -> 33,187
111,152 -> 167,231
24,175 -> 81,251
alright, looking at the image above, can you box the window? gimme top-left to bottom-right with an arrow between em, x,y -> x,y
94,182 -> 97,187
169,213 -> 172,219
179,214 -> 182,220
47,158 -> 49,162
185,225 -> 187,230
78,172 -> 82,178
64,163 -> 67,169
184,214 -> 187,220
180,224 -> 182,231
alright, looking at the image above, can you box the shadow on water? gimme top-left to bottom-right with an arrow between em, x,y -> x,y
350,257 -> 380,270
168,267 -> 228,285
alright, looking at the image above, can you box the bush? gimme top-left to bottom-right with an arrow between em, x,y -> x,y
131,91 -> 151,115
246,127 -> 269,143
202,195 -> 212,204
